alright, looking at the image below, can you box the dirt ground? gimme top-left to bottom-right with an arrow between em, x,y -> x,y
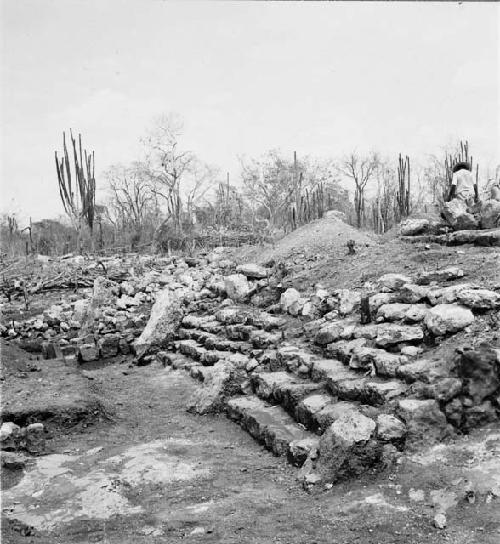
2,357 -> 500,544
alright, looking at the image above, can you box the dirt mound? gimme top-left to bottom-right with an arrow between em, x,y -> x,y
244,213 -> 376,263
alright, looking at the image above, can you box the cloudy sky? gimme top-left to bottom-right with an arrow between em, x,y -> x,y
1,1 -> 498,222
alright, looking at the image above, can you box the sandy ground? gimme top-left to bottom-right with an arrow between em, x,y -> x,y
2,360 -> 500,544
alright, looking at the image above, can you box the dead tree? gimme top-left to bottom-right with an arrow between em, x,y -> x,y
339,152 -> 379,229
55,131 -> 96,253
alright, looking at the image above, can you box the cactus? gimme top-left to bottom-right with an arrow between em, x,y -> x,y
55,131 -> 96,252
395,154 -> 411,221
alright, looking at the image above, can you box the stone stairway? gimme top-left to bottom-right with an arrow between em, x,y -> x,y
158,267 -> 500,483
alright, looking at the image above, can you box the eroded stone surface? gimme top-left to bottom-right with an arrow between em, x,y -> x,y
424,304 -> 474,335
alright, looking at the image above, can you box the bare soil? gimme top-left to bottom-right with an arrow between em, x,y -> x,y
2,358 -> 499,544
1,341 -> 104,429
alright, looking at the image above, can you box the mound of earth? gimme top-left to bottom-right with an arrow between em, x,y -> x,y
243,212 -> 376,263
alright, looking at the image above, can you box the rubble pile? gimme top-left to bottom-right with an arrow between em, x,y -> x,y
0,250 -> 259,363
2,249 -> 499,488
157,263 -> 500,485
400,215 -> 500,247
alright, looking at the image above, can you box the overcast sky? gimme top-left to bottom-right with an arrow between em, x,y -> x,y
1,1 -> 499,222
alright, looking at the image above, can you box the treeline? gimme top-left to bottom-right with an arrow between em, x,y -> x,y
2,112 -> 499,258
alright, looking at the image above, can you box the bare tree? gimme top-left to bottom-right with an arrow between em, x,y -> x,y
185,159 -> 218,226
338,152 -> 379,228
55,131 -> 96,252
141,113 -> 195,233
105,162 -> 158,249
240,150 -> 296,228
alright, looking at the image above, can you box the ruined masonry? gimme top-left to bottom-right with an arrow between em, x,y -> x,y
154,264 -> 500,485
3,255 -> 499,487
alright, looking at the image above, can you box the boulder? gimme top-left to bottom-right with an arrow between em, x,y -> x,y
377,303 -> 411,322
369,292 -> 398,312
25,423 -> 45,455
224,274 -> 252,302
236,263 -> 269,279
118,338 -> 131,355
479,199 -> 500,229
376,414 -> 407,442
458,344 -> 499,405
77,343 -> 99,362
424,304 -> 474,335
375,324 -> 424,347
0,422 -> 21,442
280,288 -> 301,314
400,218 -> 431,236
326,338 -> 368,362
92,276 -> 118,307
73,299 -> 89,323
396,358 -> 444,383
427,284 -> 473,305
301,301 -> 319,319
404,304 -> 430,323
398,284 -> 431,304
396,399 -> 450,444
337,289 -> 361,317
42,341 -> 62,360
315,322 -> 346,345
187,362 -> 244,414
349,347 -> 405,377
444,398 -> 464,427
315,319 -> 357,345
456,289 -> 500,310
1,452 -> 26,469
462,401 -> 498,431
377,303 -> 429,323
317,410 -> 380,482
416,267 -> 464,285
98,334 -> 120,358
120,281 -> 136,296
443,199 -> 479,230
412,377 -> 463,403
376,273 -> 412,292
400,345 -> 422,358
134,289 -> 184,358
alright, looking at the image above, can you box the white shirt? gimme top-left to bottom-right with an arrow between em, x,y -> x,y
451,170 -> 475,200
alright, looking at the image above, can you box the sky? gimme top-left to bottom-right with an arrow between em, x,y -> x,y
1,0 -> 499,223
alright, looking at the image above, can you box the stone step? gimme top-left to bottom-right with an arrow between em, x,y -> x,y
295,394 -> 365,434
175,339 -> 253,369
177,327 -> 252,354
249,330 -> 283,349
309,358 -> 407,406
225,324 -> 255,341
181,315 -> 223,334
215,307 -> 286,330
226,395 -> 319,465
176,339 -> 208,361
251,371 -> 326,414
274,344 -> 319,375
160,351 -> 201,372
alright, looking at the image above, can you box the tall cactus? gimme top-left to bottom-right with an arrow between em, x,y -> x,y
55,131 -> 96,252
396,154 -> 411,221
